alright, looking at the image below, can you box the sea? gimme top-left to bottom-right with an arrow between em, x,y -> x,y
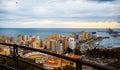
0,28 -> 120,48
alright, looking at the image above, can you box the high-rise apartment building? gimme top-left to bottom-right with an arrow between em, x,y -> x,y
50,39 -> 56,52
49,34 -> 61,39
63,37 -> 68,50
17,34 -> 22,42
68,37 -> 75,49
82,32 -> 93,41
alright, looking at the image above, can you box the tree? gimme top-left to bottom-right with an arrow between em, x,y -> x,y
107,60 -> 120,69
44,45 -> 47,49
74,48 -> 82,55
66,47 -> 73,53
54,67 -> 62,70
63,65 -> 75,70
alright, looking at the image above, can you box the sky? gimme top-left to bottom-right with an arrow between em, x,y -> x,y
0,0 -> 120,28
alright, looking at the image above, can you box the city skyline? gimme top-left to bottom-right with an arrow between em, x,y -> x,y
0,0 -> 120,28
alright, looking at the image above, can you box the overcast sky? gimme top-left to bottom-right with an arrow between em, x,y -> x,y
0,0 -> 120,28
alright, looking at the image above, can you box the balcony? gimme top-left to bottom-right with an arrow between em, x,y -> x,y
0,43 -> 116,70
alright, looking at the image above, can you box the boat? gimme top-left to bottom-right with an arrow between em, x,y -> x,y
108,28 -> 120,37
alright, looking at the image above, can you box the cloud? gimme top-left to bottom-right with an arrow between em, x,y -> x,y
0,0 -> 120,28
0,19 -> 119,28
88,0 -> 115,2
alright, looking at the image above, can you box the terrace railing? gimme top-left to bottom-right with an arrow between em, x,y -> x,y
0,43 -> 116,70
